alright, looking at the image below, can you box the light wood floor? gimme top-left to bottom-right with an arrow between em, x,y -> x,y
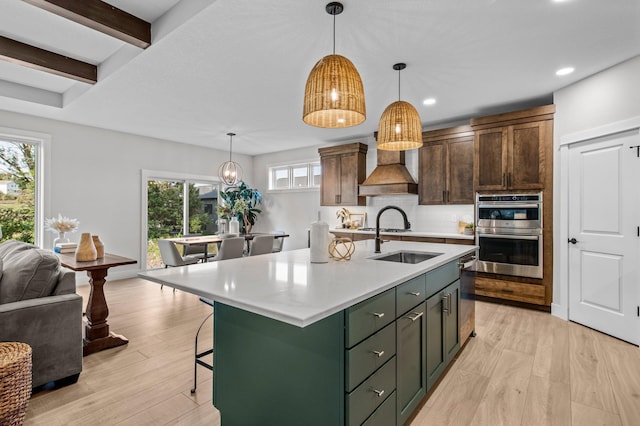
23,278 -> 640,426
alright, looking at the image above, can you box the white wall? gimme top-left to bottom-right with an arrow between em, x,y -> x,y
552,55 -> 640,318
252,134 -> 473,251
0,109 -> 253,282
554,55 -> 640,137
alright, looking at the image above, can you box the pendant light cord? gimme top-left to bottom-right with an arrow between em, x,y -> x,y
228,133 -> 234,162
332,12 -> 336,54
398,68 -> 401,101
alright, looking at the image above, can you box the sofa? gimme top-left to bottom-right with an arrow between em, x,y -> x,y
0,240 -> 83,388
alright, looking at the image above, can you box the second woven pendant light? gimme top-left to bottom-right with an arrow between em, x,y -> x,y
377,63 -> 422,151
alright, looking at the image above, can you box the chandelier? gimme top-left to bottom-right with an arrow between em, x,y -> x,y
218,132 -> 242,186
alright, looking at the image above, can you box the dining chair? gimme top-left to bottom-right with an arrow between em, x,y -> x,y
157,239 -> 200,290
272,231 -> 285,253
181,234 -> 217,261
248,235 -> 275,256
210,236 -> 245,261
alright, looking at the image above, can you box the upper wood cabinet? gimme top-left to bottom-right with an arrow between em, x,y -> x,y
471,105 -> 554,191
419,126 -> 474,205
318,142 -> 368,206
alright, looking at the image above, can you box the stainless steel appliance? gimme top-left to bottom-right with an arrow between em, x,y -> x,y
475,193 -> 543,279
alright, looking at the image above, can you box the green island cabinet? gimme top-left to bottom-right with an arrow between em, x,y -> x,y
212,260 -> 462,426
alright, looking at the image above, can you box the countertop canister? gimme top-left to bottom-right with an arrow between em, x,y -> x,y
310,213 -> 329,263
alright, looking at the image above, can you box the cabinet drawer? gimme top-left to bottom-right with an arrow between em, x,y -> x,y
445,238 -> 475,245
426,261 -> 459,299
362,390 -> 396,426
346,323 -> 396,392
396,274 -> 426,316
353,233 -> 374,241
475,276 -> 545,305
346,289 -> 395,348
347,357 -> 396,426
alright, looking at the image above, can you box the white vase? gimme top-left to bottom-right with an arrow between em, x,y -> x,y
229,217 -> 240,235
53,231 -> 70,250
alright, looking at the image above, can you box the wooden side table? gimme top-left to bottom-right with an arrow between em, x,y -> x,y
57,253 -> 137,356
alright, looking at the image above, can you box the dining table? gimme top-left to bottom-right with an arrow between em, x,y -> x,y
166,232 -> 289,261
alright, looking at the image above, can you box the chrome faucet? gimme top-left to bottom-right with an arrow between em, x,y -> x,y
375,205 -> 411,253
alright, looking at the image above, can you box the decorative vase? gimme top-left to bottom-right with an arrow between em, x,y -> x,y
92,235 -> 104,258
229,216 -> 240,235
75,233 -> 97,262
218,218 -> 228,235
52,231 -> 70,250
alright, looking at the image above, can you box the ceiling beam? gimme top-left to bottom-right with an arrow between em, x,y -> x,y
23,0 -> 151,49
0,36 -> 97,84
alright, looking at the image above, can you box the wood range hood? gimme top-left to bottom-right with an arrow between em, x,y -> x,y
359,149 -> 418,196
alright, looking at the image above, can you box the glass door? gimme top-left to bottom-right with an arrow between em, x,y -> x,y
143,173 -> 220,269
147,179 -> 185,268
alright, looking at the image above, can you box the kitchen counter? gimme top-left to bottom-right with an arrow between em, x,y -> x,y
139,240 -> 475,327
140,240 -> 477,426
332,228 -> 475,240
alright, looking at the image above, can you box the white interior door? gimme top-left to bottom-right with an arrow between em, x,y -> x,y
568,129 -> 640,345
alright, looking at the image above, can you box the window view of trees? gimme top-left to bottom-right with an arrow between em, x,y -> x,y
0,140 -> 36,243
146,179 -> 217,268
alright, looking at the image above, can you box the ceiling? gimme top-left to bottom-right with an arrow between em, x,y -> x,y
0,0 -> 639,156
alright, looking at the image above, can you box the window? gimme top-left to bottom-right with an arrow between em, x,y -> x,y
268,161 -> 320,190
0,129 -> 46,246
141,170 -> 220,269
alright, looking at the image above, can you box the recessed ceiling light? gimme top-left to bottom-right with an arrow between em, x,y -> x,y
556,67 -> 575,76
423,98 -> 436,106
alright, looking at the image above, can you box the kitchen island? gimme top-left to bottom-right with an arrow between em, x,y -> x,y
139,240 -> 476,426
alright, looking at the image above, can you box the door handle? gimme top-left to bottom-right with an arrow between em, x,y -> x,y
568,238 -> 578,244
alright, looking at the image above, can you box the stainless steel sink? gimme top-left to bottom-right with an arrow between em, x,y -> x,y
371,251 -> 443,264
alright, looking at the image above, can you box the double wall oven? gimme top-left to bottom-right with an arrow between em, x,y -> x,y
475,193 -> 543,279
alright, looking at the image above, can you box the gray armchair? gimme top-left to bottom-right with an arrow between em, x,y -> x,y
0,240 -> 83,389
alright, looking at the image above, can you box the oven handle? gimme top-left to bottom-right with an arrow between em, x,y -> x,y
477,203 -> 540,209
478,234 -> 540,241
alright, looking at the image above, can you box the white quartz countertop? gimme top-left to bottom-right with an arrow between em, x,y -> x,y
330,229 -> 474,240
138,240 -> 476,328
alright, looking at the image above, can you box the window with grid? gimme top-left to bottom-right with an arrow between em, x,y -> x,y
268,162 -> 320,191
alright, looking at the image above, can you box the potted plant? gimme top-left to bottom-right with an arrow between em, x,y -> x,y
336,208 -> 350,228
464,223 -> 475,235
219,181 -> 262,233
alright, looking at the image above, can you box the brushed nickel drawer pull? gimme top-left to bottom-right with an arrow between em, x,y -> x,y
370,388 -> 385,397
442,295 -> 449,314
409,291 -> 421,296
405,311 -> 424,322
371,312 -> 385,318
371,350 -> 385,357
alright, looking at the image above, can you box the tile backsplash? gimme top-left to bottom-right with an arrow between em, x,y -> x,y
321,196 -> 474,234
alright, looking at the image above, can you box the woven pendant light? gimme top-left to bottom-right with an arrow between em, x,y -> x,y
303,2 -> 366,128
218,132 -> 243,186
377,63 -> 423,151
